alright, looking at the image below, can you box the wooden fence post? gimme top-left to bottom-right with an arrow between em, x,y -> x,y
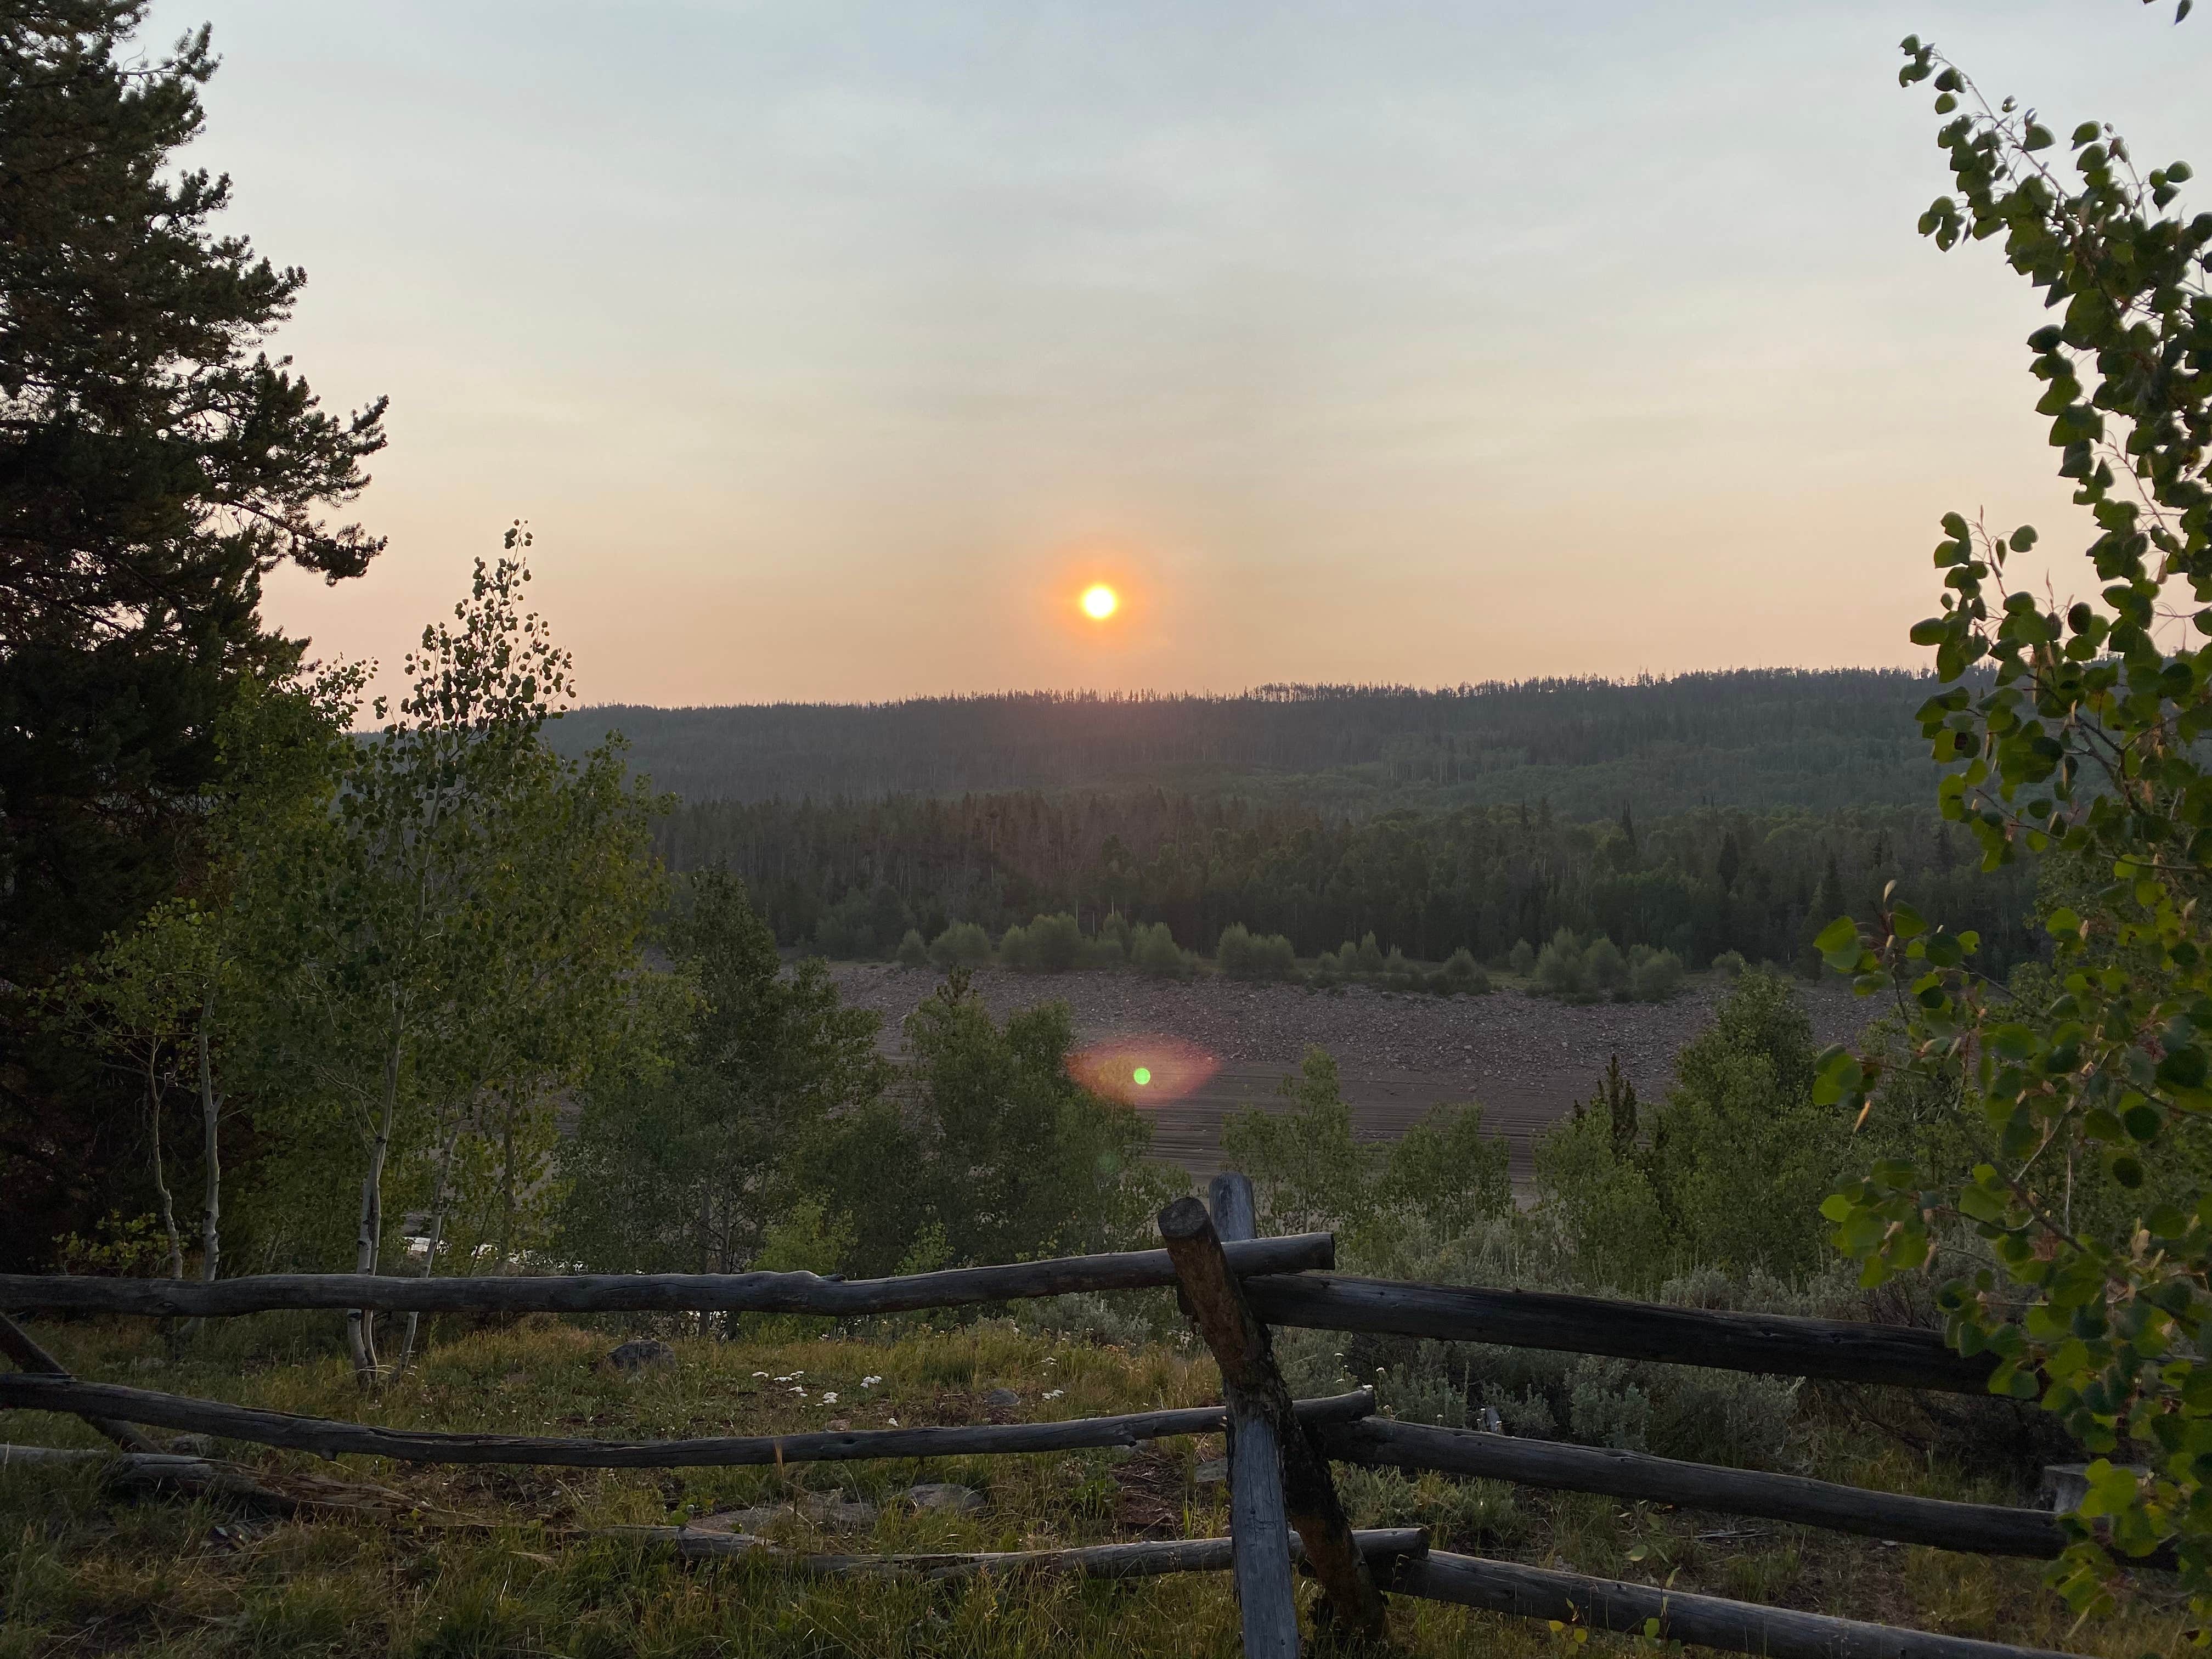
1160,1192 -> 1386,1643
1207,1173 -> 1301,1658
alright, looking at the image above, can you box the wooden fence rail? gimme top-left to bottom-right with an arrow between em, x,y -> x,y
1245,1273 -> 1996,1392
0,1234 -> 1333,1320
1318,1415 -> 2172,1570
0,1182 -> 2123,1659
0,1374 -> 1376,1469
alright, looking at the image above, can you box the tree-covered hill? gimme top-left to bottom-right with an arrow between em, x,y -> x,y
547,668 -> 1950,816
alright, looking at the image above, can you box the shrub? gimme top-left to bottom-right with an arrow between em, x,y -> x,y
1131,921 -> 1191,978
1353,932 -> 1386,975
1583,935 -> 1627,996
1506,938 -> 1535,975
894,928 -> 928,968
1023,912 -> 1083,972
1711,949 -> 1747,978
996,923 -> 1031,968
1532,929 -> 1585,997
928,921 -> 992,968
1440,947 -> 1491,994
1628,948 -> 1684,1002
1216,922 -> 1297,980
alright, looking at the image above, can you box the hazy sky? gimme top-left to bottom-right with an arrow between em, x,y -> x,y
145,2 -> 2212,706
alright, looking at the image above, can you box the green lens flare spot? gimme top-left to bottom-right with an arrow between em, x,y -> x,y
1132,1066 -> 1151,1087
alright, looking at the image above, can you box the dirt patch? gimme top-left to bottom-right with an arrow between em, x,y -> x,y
828,966 -> 1874,1183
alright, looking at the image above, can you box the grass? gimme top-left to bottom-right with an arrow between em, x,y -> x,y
0,1312 -> 2193,1657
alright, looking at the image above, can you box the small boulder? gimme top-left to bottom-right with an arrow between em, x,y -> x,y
686,1507 -> 785,1534
983,1387 -> 1020,1408
797,1491 -> 879,1530
1193,1458 -> 1228,1485
601,1338 -> 676,1379
905,1482 -> 985,1515
167,1434 -> 217,1458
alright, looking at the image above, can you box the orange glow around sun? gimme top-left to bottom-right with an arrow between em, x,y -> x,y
1080,583 -> 1119,620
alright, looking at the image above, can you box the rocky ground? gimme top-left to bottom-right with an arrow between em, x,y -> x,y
827,965 -> 1875,1182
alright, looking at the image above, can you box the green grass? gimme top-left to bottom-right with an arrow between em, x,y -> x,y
0,1315 -> 2191,1657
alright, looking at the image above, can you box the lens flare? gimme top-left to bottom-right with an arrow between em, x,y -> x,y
1066,1036 -> 1217,1104
1080,583 -> 1118,620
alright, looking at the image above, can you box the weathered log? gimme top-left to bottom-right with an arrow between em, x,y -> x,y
1209,1173 -> 1300,1659
0,1311 -> 160,1454
1160,1196 -> 1385,1639
1397,1548 -> 2089,1659
0,1373 -> 1374,1468
0,1233 -> 1333,1320
1244,1274 -> 1996,1393
1319,1417 -> 2175,1570
614,1524 -> 1431,1581
0,1443 -> 458,1517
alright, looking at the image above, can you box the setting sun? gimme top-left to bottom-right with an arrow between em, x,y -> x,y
1080,583 -> 1119,620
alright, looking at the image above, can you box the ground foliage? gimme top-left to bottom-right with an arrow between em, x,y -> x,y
1820,10 -> 2212,1619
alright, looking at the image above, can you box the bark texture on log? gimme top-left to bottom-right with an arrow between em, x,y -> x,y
0,1234 -> 1333,1319
0,1374 -> 1374,1468
0,1313 -> 160,1454
1160,1195 -> 1385,1640
1398,1549 -> 2090,1659
1319,1418 -> 2174,1569
0,1443 -> 459,1517
613,1525 -> 1430,1581
1244,1273 -> 1995,1392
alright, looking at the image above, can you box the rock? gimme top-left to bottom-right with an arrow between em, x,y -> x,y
167,1434 -> 216,1458
1193,1458 -> 1228,1485
600,1339 -> 676,1378
2040,1463 -> 2147,1514
983,1387 -> 1020,1408
798,1491 -> 880,1529
905,1482 -> 985,1515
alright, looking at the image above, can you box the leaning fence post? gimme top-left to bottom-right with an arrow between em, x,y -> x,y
0,1311 -> 160,1454
1160,1190 -> 1386,1643
1205,1173 -> 1300,1658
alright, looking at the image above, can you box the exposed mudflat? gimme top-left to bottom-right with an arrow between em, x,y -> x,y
826,966 -> 1873,1182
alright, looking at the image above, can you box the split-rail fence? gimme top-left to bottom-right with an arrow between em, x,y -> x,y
0,1173 -> 2157,1659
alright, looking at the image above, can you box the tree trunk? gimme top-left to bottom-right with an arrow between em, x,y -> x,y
146,1048 -> 184,1282
349,1006 -> 406,1387
398,1114 -> 468,1374
196,1002 -> 221,1284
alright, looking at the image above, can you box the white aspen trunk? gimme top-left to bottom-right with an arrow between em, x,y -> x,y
196,1002 -> 221,1284
398,1113 -> 467,1374
348,1003 -> 406,1386
145,1049 -> 184,1282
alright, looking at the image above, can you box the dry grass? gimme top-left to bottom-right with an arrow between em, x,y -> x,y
0,1314 -> 2191,1657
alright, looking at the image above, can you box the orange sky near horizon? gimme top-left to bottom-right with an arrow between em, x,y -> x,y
152,1 -> 2212,708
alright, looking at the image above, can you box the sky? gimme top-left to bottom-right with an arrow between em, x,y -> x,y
145,1 -> 2212,707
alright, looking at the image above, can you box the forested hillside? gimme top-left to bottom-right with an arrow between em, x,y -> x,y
661,792 -> 2038,975
550,669 -> 1950,815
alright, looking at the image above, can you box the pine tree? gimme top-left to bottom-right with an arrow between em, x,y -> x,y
0,3 -> 387,1266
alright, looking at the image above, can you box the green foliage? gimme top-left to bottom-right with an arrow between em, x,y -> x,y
1507,938 -> 1536,974
1628,946 -> 1686,1002
1536,978 -> 1843,1289
1000,912 -> 1083,972
1130,921 -> 1192,978
562,870 -> 887,1278
1711,949 -> 1748,978
928,921 -> 992,968
1818,20 -> 2212,1609
0,3 -> 390,1266
815,978 -> 1172,1274
663,793 -> 2036,985
894,928 -> 929,967
1215,922 -> 1297,980
1221,1047 -> 1509,1271
1441,947 -> 1492,993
